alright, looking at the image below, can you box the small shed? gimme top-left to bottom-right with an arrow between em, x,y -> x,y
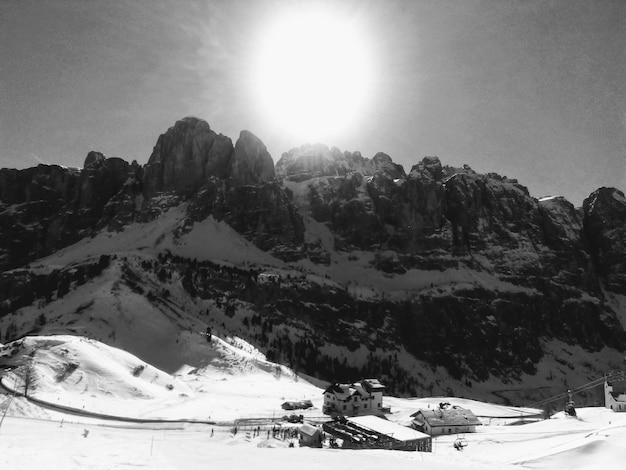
299,423 -> 322,448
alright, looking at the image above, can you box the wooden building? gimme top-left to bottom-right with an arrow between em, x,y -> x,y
323,415 -> 431,452
298,423 -> 322,448
411,404 -> 482,436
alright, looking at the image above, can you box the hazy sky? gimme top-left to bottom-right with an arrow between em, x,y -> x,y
1,0 -> 624,206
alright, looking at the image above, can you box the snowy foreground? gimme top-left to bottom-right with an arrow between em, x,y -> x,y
1,335 -> 626,469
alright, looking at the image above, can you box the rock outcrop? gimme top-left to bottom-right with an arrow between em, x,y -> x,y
187,179 -> 304,260
0,154 -> 134,270
143,117 -> 233,197
142,118 -> 276,188
229,130 -> 275,185
79,152 -> 131,211
275,144 -> 405,182
583,187 -> 626,292
275,144 -> 342,181
0,164 -> 80,205
298,154 -> 449,264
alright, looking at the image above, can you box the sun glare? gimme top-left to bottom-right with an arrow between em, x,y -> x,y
253,7 -> 373,142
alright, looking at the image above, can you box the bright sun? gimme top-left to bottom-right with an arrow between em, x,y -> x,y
254,7 -> 373,142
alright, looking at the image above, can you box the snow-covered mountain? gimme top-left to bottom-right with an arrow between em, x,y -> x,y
1,116 -> 625,407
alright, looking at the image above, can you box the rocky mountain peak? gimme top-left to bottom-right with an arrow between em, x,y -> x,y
229,130 -> 275,185
79,153 -> 131,210
84,151 -> 106,169
276,145 -> 408,182
142,117 -> 233,197
275,143 -> 339,181
408,156 -> 443,182
371,152 -> 405,179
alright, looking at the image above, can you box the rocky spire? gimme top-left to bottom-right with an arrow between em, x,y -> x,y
142,117 -> 233,197
583,187 -> 626,291
228,130 -> 275,185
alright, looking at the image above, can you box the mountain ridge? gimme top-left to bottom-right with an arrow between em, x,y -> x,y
1,116 -> 625,406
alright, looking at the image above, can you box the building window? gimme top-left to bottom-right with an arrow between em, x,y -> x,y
343,405 -> 346,410
364,404 -> 368,409
377,403 -> 381,408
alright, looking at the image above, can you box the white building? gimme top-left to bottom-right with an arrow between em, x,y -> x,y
605,380 -> 626,412
323,378 -> 385,416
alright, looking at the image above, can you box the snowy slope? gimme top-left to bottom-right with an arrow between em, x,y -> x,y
0,334 -> 323,421
1,333 -> 626,470
37,205 -> 281,269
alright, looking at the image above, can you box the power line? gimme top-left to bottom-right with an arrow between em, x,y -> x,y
528,370 -> 626,409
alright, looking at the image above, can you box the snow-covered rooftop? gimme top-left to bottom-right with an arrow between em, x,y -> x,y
348,415 -> 430,442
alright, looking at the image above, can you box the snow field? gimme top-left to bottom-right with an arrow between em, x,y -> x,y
2,334 -> 626,469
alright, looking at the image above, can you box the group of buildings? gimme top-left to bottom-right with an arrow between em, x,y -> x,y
297,378 -> 482,451
297,377 -> 626,452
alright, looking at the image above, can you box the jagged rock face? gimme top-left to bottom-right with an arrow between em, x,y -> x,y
401,158 -> 447,243
365,160 -> 448,256
444,173 -> 545,272
295,151 -> 601,288
537,196 -> 596,290
186,179 -> 304,260
583,187 -> 626,292
443,172 -> 598,289
308,172 -> 379,250
444,172 -> 539,253
229,130 -> 275,185
372,152 -> 405,179
79,152 -> 130,210
275,144 -> 341,181
143,117 -> 233,197
304,156 -> 448,257
97,160 -> 144,231
275,144 -> 405,182
0,154 -> 133,270
0,164 -> 80,205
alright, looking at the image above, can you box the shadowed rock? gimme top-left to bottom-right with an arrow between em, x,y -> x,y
143,117 -> 233,197
583,187 -> 626,292
229,130 -> 275,185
